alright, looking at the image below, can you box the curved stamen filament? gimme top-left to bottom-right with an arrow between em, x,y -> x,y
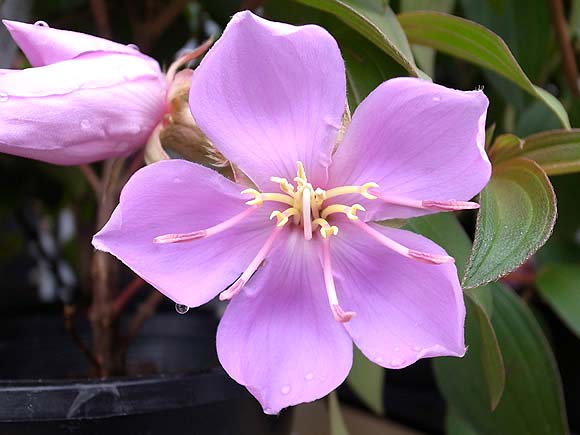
312,218 -> 338,239
242,188 -> 294,207
378,193 -> 480,211
270,208 -> 299,227
321,238 -> 355,323
324,182 -> 379,201
352,220 -> 454,264
219,226 -> 283,300
270,177 -> 295,196
153,206 -> 258,244
321,203 -> 365,220
302,186 -> 313,240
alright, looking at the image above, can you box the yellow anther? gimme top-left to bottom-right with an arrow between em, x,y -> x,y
346,204 -> 366,220
270,208 -> 299,227
324,182 -> 380,201
241,188 -> 263,206
270,176 -> 295,195
321,203 -> 366,220
296,161 -> 306,180
360,182 -> 379,200
313,218 -> 339,239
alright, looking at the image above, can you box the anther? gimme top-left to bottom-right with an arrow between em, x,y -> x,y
321,204 -> 366,220
312,218 -> 338,239
241,188 -> 263,206
378,194 -> 480,211
242,188 -> 294,207
352,220 -> 454,265
270,208 -> 299,227
270,177 -> 295,195
324,182 -> 380,201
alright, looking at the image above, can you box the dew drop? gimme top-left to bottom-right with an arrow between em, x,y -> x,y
390,358 -> 404,366
413,346 -> 422,352
80,119 -> 91,129
128,124 -> 142,134
280,385 -> 291,395
0,92 -> 8,103
172,177 -> 183,184
127,43 -> 140,51
394,346 -> 400,352
34,20 -> 49,27
305,372 -> 314,381
375,356 -> 384,363
118,141 -> 130,152
433,96 -> 441,102
175,304 -> 189,314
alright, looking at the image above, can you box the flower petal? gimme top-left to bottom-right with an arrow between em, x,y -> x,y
216,230 -> 352,414
2,19 -> 139,66
93,160 -> 274,307
330,220 -> 465,368
329,77 -> 490,220
189,11 -> 345,190
0,52 -> 166,165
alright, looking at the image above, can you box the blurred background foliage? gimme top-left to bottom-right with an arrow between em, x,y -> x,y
1,0 -> 580,434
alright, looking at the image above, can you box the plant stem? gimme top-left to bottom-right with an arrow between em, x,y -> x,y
549,0 -> 580,96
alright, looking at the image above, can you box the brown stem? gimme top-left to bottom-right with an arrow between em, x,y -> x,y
549,0 -> 580,96
131,0 -> 189,52
122,290 -> 164,354
79,164 -> 102,197
64,305 -> 100,369
89,0 -> 112,38
89,157 -> 125,376
112,276 -> 146,314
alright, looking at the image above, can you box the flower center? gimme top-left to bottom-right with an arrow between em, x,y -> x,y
242,161 -> 378,241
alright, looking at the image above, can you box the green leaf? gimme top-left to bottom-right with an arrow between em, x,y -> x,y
294,0 -> 425,77
397,11 -> 570,128
346,347 -> 385,414
329,392 -> 350,435
491,129 -> 580,176
446,408 -> 478,435
537,264 -> 580,338
434,283 -> 569,435
463,158 -> 557,289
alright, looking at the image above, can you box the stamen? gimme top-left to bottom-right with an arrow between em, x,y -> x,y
302,186 -> 313,240
270,208 -> 300,227
219,226 -> 282,301
324,182 -> 379,201
242,188 -> 294,207
378,193 -> 480,211
154,206 -> 258,244
312,218 -> 339,239
321,204 -> 365,220
351,220 -> 454,264
270,177 -> 295,196
321,238 -> 355,323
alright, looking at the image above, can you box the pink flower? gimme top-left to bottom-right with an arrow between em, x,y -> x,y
0,20 -> 167,164
93,11 -> 491,414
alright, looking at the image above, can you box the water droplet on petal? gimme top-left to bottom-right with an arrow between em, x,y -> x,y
173,177 -> 183,184
375,356 -> 384,363
118,141 -> 130,152
127,43 -> 140,51
305,372 -> 314,381
34,20 -> 49,27
80,119 -> 91,129
390,358 -> 404,366
433,96 -> 441,102
394,346 -> 400,352
175,304 -> 189,314
128,124 -> 142,134
281,385 -> 291,395
0,92 -> 8,103
413,346 -> 422,352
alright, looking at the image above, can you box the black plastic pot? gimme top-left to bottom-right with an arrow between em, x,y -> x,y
0,308 -> 291,435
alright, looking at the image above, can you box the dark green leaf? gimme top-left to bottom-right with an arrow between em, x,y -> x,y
346,347 -> 385,414
434,283 -> 569,435
491,129 -> 580,176
463,158 -> 557,288
537,264 -> 580,338
397,11 -> 570,128
294,0 -> 424,77
447,408 -> 478,435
